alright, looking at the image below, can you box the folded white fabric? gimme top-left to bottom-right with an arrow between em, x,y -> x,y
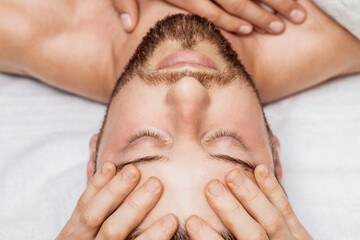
313,0 -> 360,39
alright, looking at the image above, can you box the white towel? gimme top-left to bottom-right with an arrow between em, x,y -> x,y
0,1 -> 359,239
313,0 -> 360,39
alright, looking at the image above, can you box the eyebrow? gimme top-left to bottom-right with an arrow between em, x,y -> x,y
115,154 -> 255,172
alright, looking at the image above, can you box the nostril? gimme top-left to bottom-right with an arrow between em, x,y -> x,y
166,76 -> 210,107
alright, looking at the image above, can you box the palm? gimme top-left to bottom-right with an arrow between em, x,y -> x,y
222,0 -> 349,101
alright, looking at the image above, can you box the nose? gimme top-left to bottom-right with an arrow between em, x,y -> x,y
166,76 -> 210,138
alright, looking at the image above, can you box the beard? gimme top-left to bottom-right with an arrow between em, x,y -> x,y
110,13 -> 255,99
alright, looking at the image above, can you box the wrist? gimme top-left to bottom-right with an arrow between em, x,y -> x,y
339,37 -> 360,75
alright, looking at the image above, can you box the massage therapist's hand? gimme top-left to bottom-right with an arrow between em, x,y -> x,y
185,164 -> 312,239
57,162 -> 178,240
115,0 -> 306,34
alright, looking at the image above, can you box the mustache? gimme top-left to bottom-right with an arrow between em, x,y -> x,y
135,67 -> 238,89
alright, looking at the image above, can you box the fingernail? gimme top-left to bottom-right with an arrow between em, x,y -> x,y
207,180 -> 222,196
102,162 -> 110,174
120,13 -> 132,30
162,215 -> 175,229
188,216 -> 202,233
229,170 -> 243,187
269,21 -> 284,33
239,25 -> 252,34
260,166 -> 269,177
122,165 -> 135,181
260,2 -> 275,13
290,9 -> 305,23
145,178 -> 159,193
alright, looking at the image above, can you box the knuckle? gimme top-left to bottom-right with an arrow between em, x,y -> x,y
142,231 -> 155,240
126,195 -> 141,212
205,10 -> 220,23
280,201 -> 294,218
248,229 -> 268,240
105,182 -> 118,197
267,181 -> 281,195
246,188 -> 260,203
228,202 -> 242,215
266,213 -> 285,235
80,208 -> 99,229
101,223 -> 119,239
228,0 -> 247,13
76,196 -> 87,210
89,177 -> 103,191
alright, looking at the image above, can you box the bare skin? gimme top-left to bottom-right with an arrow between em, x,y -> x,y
0,0 -> 359,103
1,1 -> 357,239
116,0 -> 308,34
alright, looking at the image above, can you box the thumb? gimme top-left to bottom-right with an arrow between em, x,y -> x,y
113,0 -> 139,32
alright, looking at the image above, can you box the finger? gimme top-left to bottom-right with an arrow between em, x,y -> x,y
214,0 -> 285,34
135,214 -> 179,240
75,161 -> 116,215
96,177 -> 163,239
226,168 -> 292,239
58,161 -> 116,238
74,164 -> 140,238
186,215 -> 224,240
113,0 -> 139,32
166,0 -> 253,35
259,2 -> 275,13
261,0 -> 307,24
205,179 -> 268,239
255,164 -> 312,239
252,1 -> 273,34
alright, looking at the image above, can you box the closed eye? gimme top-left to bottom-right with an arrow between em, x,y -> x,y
205,129 -> 245,147
128,129 -> 164,144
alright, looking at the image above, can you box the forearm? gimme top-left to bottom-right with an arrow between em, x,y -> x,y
0,64 -> 28,76
0,0 -> 34,72
246,0 -> 360,103
258,34 -> 360,103
0,0 -> 120,103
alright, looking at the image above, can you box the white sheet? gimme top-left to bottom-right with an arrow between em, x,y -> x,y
1,1 -> 360,239
313,0 -> 360,39
1,73 -> 360,240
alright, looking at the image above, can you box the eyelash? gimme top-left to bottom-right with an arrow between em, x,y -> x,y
129,129 -> 162,143
206,129 -> 243,143
129,129 -> 242,144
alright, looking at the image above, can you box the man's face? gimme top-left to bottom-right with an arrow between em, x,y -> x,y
91,14 -> 276,234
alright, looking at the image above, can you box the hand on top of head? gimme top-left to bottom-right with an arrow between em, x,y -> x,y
114,0 -> 307,35
57,161 -> 312,239
186,164 -> 312,239
57,162 -> 179,240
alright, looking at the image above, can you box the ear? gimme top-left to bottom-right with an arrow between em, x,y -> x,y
87,133 -> 99,183
272,135 -> 283,182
